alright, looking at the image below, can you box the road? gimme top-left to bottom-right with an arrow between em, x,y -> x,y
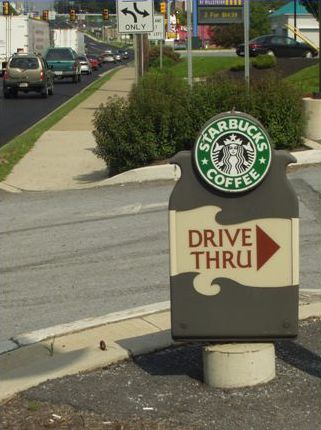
0,165 -> 320,342
0,36 -> 133,147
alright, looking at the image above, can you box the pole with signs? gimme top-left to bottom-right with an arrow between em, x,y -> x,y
117,0 -> 154,80
244,0 -> 250,90
148,15 -> 165,70
318,0 -> 321,98
187,0 -> 193,87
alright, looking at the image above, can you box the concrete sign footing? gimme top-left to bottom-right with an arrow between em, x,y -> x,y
303,98 -> 321,141
202,343 -> 275,388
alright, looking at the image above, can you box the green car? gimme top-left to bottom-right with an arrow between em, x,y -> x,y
44,47 -> 81,83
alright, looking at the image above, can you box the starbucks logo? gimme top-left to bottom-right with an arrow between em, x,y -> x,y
194,113 -> 272,193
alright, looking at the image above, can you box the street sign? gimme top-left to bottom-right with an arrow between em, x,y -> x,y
198,6 -> 243,24
169,111 -> 299,341
148,15 -> 165,41
117,0 -> 154,34
198,0 -> 243,5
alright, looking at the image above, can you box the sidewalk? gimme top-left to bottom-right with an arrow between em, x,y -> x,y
0,66 -> 135,192
0,291 -> 320,404
1,65 -> 321,193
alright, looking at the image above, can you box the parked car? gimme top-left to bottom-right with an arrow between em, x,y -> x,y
236,35 -> 318,58
3,52 -> 54,98
44,47 -> 81,83
78,55 -> 92,74
174,41 -> 187,50
88,56 -> 99,71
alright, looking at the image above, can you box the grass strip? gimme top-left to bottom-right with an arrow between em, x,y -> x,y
164,57 -> 242,78
286,64 -> 319,95
0,69 -> 117,182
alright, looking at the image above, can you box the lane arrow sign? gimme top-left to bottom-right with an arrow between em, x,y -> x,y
134,2 -> 149,17
121,7 -> 137,23
256,225 -> 280,270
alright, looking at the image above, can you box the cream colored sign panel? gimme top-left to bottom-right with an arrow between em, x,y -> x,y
169,206 -> 299,295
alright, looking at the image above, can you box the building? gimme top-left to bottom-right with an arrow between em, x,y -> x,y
269,0 -> 319,48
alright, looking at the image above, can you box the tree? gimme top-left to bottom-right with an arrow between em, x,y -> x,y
300,0 -> 319,21
54,0 -> 116,13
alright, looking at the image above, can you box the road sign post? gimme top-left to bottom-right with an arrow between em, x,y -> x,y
148,15 -> 165,70
117,0 -> 154,34
169,111 -> 299,342
117,0 -> 154,81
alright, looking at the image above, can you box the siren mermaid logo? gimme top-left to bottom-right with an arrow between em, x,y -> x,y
194,113 -> 272,193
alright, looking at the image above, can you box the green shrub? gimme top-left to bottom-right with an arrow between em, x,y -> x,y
93,97 -> 157,175
128,71 -> 192,158
93,71 -> 305,175
252,54 -> 277,69
202,72 -> 304,150
230,59 -> 245,71
149,46 -> 181,68
230,55 -> 276,72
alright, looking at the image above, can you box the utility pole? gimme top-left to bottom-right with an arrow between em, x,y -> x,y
294,0 -> 297,40
244,0 -> 250,91
187,0 -> 193,87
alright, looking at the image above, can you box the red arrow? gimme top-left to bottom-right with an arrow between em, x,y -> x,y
256,225 -> 280,270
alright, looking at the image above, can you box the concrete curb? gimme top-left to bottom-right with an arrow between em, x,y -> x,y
93,147 -> 321,188
0,291 -> 320,403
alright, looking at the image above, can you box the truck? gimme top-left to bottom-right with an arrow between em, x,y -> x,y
0,16 -> 50,74
53,28 -> 85,55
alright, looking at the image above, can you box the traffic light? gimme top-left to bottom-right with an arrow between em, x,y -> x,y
2,1 -> 10,16
42,9 -> 49,21
160,2 -> 166,14
102,8 -> 109,20
69,9 -> 76,22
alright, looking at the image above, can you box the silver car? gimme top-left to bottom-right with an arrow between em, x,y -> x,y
102,54 -> 116,63
78,55 -> 92,74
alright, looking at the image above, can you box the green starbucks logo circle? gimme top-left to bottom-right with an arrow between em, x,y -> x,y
194,113 -> 272,193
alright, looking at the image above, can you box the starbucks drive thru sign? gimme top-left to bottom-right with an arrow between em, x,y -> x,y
169,111 -> 299,341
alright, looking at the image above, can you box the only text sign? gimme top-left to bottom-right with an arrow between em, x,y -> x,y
117,0 -> 154,34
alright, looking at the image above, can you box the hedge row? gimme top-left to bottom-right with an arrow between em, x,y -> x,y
93,70 -> 305,175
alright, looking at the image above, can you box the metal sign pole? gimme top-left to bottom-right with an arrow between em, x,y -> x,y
134,34 -> 139,84
318,0 -> 321,97
244,0 -> 250,91
167,0 -> 171,34
141,34 -> 144,76
160,40 -> 163,69
187,0 -> 193,88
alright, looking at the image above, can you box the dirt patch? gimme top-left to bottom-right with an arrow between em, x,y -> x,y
224,57 -> 318,81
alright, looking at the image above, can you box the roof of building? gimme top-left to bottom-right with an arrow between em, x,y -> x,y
270,1 -> 311,17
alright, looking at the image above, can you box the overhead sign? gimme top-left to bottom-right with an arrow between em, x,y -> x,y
148,15 -> 165,41
198,6 -> 243,24
117,0 -> 154,34
169,111 -> 299,341
194,113 -> 272,193
198,0 -> 243,5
